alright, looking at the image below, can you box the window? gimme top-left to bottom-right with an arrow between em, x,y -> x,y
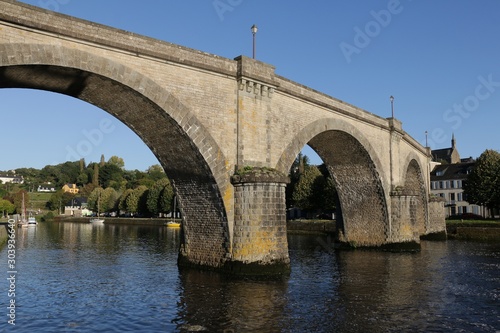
450,180 -> 455,188
440,181 -> 444,189
450,193 -> 455,201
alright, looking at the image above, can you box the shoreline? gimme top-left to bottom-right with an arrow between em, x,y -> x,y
446,221 -> 500,241
45,217 -> 500,241
54,216 -> 177,226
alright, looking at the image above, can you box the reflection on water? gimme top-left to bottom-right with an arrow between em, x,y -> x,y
0,223 -> 498,332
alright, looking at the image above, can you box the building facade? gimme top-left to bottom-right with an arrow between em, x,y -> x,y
0,172 -> 24,184
62,184 -> 79,194
430,136 -> 485,218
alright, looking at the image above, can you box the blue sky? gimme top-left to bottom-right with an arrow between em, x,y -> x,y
2,0 -> 500,171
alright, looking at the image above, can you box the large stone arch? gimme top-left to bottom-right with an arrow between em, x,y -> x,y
276,118 -> 389,246
0,43 -> 231,268
401,155 -> 428,236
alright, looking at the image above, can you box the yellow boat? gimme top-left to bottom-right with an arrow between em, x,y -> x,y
166,221 -> 181,228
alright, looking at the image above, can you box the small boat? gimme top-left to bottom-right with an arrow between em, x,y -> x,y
27,215 -> 37,226
90,190 -> 105,223
165,221 -> 181,228
17,192 -> 34,228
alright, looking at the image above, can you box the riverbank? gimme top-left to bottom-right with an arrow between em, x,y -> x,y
0,222 -> 8,248
287,219 -> 500,242
52,217 -> 500,241
287,219 -> 336,235
54,216 -> 177,226
446,220 -> 500,241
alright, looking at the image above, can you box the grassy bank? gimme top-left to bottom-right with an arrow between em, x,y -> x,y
287,219 -> 336,235
446,219 -> 500,241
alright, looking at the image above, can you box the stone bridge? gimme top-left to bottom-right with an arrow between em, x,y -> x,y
0,1 -> 445,274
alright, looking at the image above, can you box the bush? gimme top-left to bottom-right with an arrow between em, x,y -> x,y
447,213 -> 484,220
41,211 -> 55,222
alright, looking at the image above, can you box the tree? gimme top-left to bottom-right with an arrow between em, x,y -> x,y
119,188 -> 134,213
102,187 -> 119,213
126,185 -> 148,216
108,156 -> 125,169
76,172 -> 89,186
0,199 -> 15,217
79,158 -> 85,172
292,165 -> 322,210
99,163 -> 123,188
46,190 -> 75,213
88,187 -> 119,214
147,178 -> 173,216
92,163 -> 99,186
87,187 -> 102,213
287,153 -> 311,208
147,164 -> 166,181
80,183 -> 97,198
12,190 -> 30,215
463,149 -> 500,215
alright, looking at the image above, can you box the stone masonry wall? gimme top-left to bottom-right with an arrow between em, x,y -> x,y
390,194 -> 421,244
427,197 -> 447,235
230,169 -> 290,273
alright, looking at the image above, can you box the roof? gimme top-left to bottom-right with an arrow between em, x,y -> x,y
65,197 -> 88,206
432,148 -> 453,162
430,162 -> 475,181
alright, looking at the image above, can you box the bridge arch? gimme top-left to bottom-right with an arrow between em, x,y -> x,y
401,154 -> 429,236
276,118 -> 389,246
0,43 -> 231,268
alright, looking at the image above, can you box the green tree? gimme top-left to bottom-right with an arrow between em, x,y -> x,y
0,199 -> 15,217
12,190 -> 30,215
92,163 -> 99,186
80,183 -> 97,198
292,165 -> 322,210
108,156 -> 125,169
126,185 -> 148,216
79,158 -> 85,172
463,149 -> 500,215
88,187 -> 109,213
99,163 -> 123,188
147,178 -> 173,216
46,190 -> 75,213
103,187 -> 119,213
76,172 -> 89,186
287,153 -> 310,208
119,188 -> 134,213
147,164 -> 166,181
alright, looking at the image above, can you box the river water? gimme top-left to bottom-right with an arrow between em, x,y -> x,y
1,222 -> 498,332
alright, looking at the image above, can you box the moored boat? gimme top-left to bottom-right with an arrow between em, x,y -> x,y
90,217 -> 105,223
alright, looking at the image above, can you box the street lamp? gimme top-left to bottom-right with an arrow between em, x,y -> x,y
390,95 -> 394,118
425,130 -> 428,147
251,24 -> 258,59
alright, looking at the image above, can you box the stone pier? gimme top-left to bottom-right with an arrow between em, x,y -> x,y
227,167 -> 290,275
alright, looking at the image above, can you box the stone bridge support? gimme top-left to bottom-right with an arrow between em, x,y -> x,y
228,169 -> 290,275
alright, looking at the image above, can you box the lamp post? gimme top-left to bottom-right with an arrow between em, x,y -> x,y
425,130 -> 428,147
390,95 -> 394,118
251,24 -> 258,59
